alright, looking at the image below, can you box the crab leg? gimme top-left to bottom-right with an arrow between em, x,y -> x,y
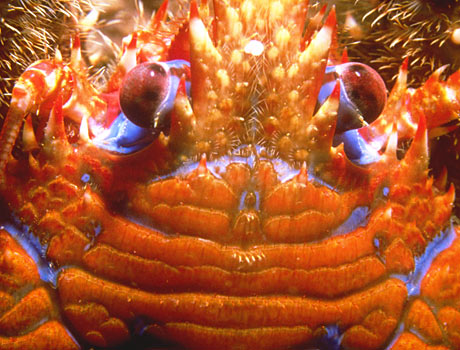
0,58 -> 64,186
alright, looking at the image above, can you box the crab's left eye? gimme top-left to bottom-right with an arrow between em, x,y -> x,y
92,60 -> 190,154
119,60 -> 190,134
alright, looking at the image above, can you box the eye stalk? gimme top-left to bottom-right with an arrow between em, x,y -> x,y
120,60 -> 191,134
318,62 -> 387,133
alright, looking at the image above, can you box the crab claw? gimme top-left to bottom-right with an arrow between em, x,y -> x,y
92,60 -> 191,154
0,59 -> 64,185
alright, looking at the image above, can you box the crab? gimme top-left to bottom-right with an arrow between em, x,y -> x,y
0,0 -> 460,349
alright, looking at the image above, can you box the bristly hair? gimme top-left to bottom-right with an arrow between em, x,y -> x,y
334,0 -> 460,88
0,0 -> 163,120
0,0 -> 93,118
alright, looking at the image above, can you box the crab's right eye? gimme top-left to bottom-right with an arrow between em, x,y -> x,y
318,62 -> 387,133
317,62 -> 388,165
119,62 -> 170,132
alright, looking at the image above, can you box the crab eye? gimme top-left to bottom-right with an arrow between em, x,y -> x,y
119,62 -> 171,131
335,62 -> 387,130
91,60 -> 190,155
319,62 -> 387,133
318,62 -> 387,165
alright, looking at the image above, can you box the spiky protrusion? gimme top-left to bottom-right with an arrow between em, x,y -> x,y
178,0 -> 339,163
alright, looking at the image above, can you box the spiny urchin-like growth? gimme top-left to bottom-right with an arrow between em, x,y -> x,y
335,0 -> 460,87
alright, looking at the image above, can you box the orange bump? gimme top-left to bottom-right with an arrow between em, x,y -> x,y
384,238 -> 415,273
0,321 -> 79,350
0,230 -> 40,291
262,178 -> 344,215
46,226 -> 90,266
390,332 -> 448,350
64,302 -> 130,348
150,204 -> 231,242
83,244 -> 385,297
150,323 -> 313,350
263,210 -> 345,243
58,268 -> 406,332
0,288 -> 54,336
221,162 -> 251,194
438,306 -> 460,348
342,309 -> 398,350
406,299 -> 443,343
142,171 -> 238,210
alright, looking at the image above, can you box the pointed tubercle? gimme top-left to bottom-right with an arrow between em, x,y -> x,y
170,76 -> 195,141
70,31 -> 87,71
190,0 -> 199,19
79,113 -> 90,142
296,162 -> 308,184
55,48 -> 63,64
383,122 -> 398,160
189,0 -> 222,116
447,183 -> 456,204
434,166 -> 448,191
397,58 -> 409,85
197,153 -> 208,175
151,0 -> 169,30
404,112 -> 428,171
310,81 -> 339,152
44,94 -> 67,142
324,6 -> 337,31
22,115 -> 39,152
120,32 -> 138,73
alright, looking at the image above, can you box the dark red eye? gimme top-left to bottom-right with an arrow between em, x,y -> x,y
119,62 -> 170,130
319,62 -> 387,133
336,62 -> 387,125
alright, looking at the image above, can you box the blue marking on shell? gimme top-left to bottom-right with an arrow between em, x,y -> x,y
331,206 -> 369,236
92,112 -> 155,153
1,221 -> 58,287
405,222 -> 456,297
382,186 -> 389,197
333,129 -> 381,165
314,324 -> 342,350
81,173 -> 90,183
